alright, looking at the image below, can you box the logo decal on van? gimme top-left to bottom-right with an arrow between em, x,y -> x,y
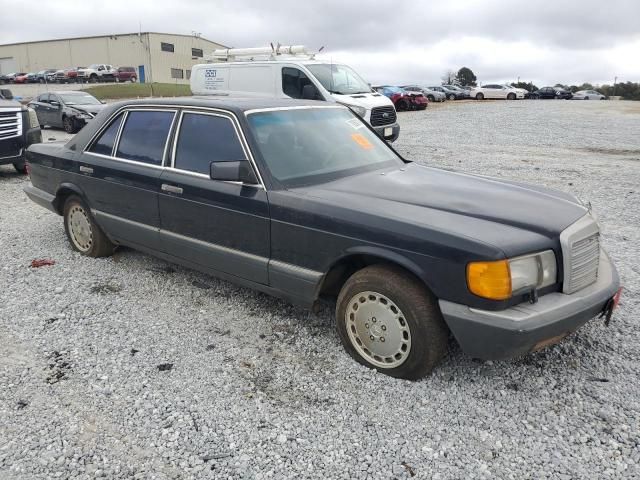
202,68 -> 225,90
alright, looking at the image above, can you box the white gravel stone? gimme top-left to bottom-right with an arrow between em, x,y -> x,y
0,100 -> 639,479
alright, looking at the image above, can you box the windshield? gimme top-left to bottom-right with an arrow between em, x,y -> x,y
306,64 -> 371,95
384,86 -> 403,94
247,107 -> 403,187
59,93 -> 101,105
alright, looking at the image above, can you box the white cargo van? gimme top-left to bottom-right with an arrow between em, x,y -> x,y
190,46 -> 400,142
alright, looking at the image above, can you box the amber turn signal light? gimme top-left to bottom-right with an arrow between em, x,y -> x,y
467,260 -> 512,300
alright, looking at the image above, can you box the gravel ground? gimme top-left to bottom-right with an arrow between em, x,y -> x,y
1,100 -> 639,479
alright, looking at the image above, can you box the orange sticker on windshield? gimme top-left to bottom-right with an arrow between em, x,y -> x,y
351,133 -> 373,150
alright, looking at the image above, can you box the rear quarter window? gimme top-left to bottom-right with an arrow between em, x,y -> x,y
115,110 -> 175,165
88,112 -> 124,156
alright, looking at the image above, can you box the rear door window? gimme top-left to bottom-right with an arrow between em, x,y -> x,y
88,112 -> 124,156
174,112 -> 246,175
115,110 -> 175,165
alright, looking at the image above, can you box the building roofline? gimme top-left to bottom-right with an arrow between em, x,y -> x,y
0,32 -> 228,48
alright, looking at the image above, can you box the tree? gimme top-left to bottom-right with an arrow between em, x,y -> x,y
441,69 -> 457,85
511,81 -> 538,92
457,67 -> 477,86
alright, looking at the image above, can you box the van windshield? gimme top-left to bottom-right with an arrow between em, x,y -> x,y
306,64 -> 372,95
247,107 -> 403,187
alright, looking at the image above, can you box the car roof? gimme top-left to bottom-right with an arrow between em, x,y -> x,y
108,96 -> 335,114
50,91 -> 93,95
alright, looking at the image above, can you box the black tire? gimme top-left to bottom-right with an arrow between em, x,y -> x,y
13,162 -> 27,174
90,74 -> 98,83
336,265 -> 449,380
130,77 -> 137,83
63,195 -> 114,257
476,92 -> 484,100
584,96 -> 589,100
507,93 -> 516,100
396,101 -> 408,111
62,116 -> 77,134
427,95 -> 435,102
448,94 -> 456,101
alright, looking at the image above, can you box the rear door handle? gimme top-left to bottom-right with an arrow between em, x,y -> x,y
161,184 -> 183,195
79,165 -> 93,174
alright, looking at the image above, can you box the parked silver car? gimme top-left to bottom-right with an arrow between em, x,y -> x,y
401,85 -> 446,102
572,90 -> 607,100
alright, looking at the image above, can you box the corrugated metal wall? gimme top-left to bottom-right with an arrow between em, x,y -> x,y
0,33 -> 224,83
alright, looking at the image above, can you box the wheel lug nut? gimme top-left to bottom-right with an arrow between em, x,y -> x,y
365,323 -> 369,328
381,325 -> 387,331
380,337 -> 385,342
369,335 -> 375,341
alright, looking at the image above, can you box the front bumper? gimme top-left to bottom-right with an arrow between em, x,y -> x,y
372,122 -> 400,143
439,250 -> 620,360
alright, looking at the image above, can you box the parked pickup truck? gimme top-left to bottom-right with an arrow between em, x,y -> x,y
76,64 -> 116,83
0,89 -> 42,173
24,98 -> 621,379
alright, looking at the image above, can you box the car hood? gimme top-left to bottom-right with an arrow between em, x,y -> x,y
295,162 -> 587,239
70,104 -> 106,115
332,92 -> 395,110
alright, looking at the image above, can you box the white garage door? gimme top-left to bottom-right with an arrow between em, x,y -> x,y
0,57 -> 18,75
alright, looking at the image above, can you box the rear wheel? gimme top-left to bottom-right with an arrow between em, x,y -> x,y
448,94 -> 456,100
427,95 -> 435,102
476,92 -> 484,100
584,96 -> 589,100
130,77 -> 137,83
63,195 -> 114,257
336,265 -> 449,380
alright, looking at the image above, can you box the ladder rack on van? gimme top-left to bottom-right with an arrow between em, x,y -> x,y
204,44 -> 318,62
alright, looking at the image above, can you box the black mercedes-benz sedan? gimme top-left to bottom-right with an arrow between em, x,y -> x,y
24,97 -> 620,379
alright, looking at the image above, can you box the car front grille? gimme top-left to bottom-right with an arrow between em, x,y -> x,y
370,106 -> 397,126
566,233 -> 600,293
0,109 -> 22,140
561,215 -> 600,294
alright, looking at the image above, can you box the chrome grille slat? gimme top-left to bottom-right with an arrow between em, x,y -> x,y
0,110 -> 21,140
566,231 -> 599,294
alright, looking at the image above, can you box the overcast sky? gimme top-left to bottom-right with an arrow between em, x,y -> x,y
2,0 -> 639,86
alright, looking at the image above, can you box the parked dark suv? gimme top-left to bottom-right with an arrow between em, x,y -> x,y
115,67 -> 138,82
24,97 -> 620,379
0,89 -> 42,173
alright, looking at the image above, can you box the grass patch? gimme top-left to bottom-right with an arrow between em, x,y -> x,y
83,82 -> 191,100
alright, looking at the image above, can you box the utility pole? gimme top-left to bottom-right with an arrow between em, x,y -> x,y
613,76 -> 617,97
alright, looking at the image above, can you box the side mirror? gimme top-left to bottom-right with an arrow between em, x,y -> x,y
210,160 -> 258,184
302,84 -> 319,100
50,101 -> 60,107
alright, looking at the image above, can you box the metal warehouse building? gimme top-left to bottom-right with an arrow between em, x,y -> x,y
0,32 -> 226,84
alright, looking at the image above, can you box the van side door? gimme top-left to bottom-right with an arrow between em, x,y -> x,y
158,110 -> 270,284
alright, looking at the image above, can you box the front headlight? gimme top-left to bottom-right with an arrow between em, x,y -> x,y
27,108 -> 39,128
467,250 -> 557,300
347,105 -> 366,118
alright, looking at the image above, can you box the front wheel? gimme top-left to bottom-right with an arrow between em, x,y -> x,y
427,95 -> 435,102
507,93 -> 516,100
336,265 -> 449,380
63,195 -> 114,257
62,116 -> 78,134
448,94 -> 456,100
13,162 -> 27,174
476,92 -> 484,100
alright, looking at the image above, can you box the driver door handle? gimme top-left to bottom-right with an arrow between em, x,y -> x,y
161,184 -> 183,195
